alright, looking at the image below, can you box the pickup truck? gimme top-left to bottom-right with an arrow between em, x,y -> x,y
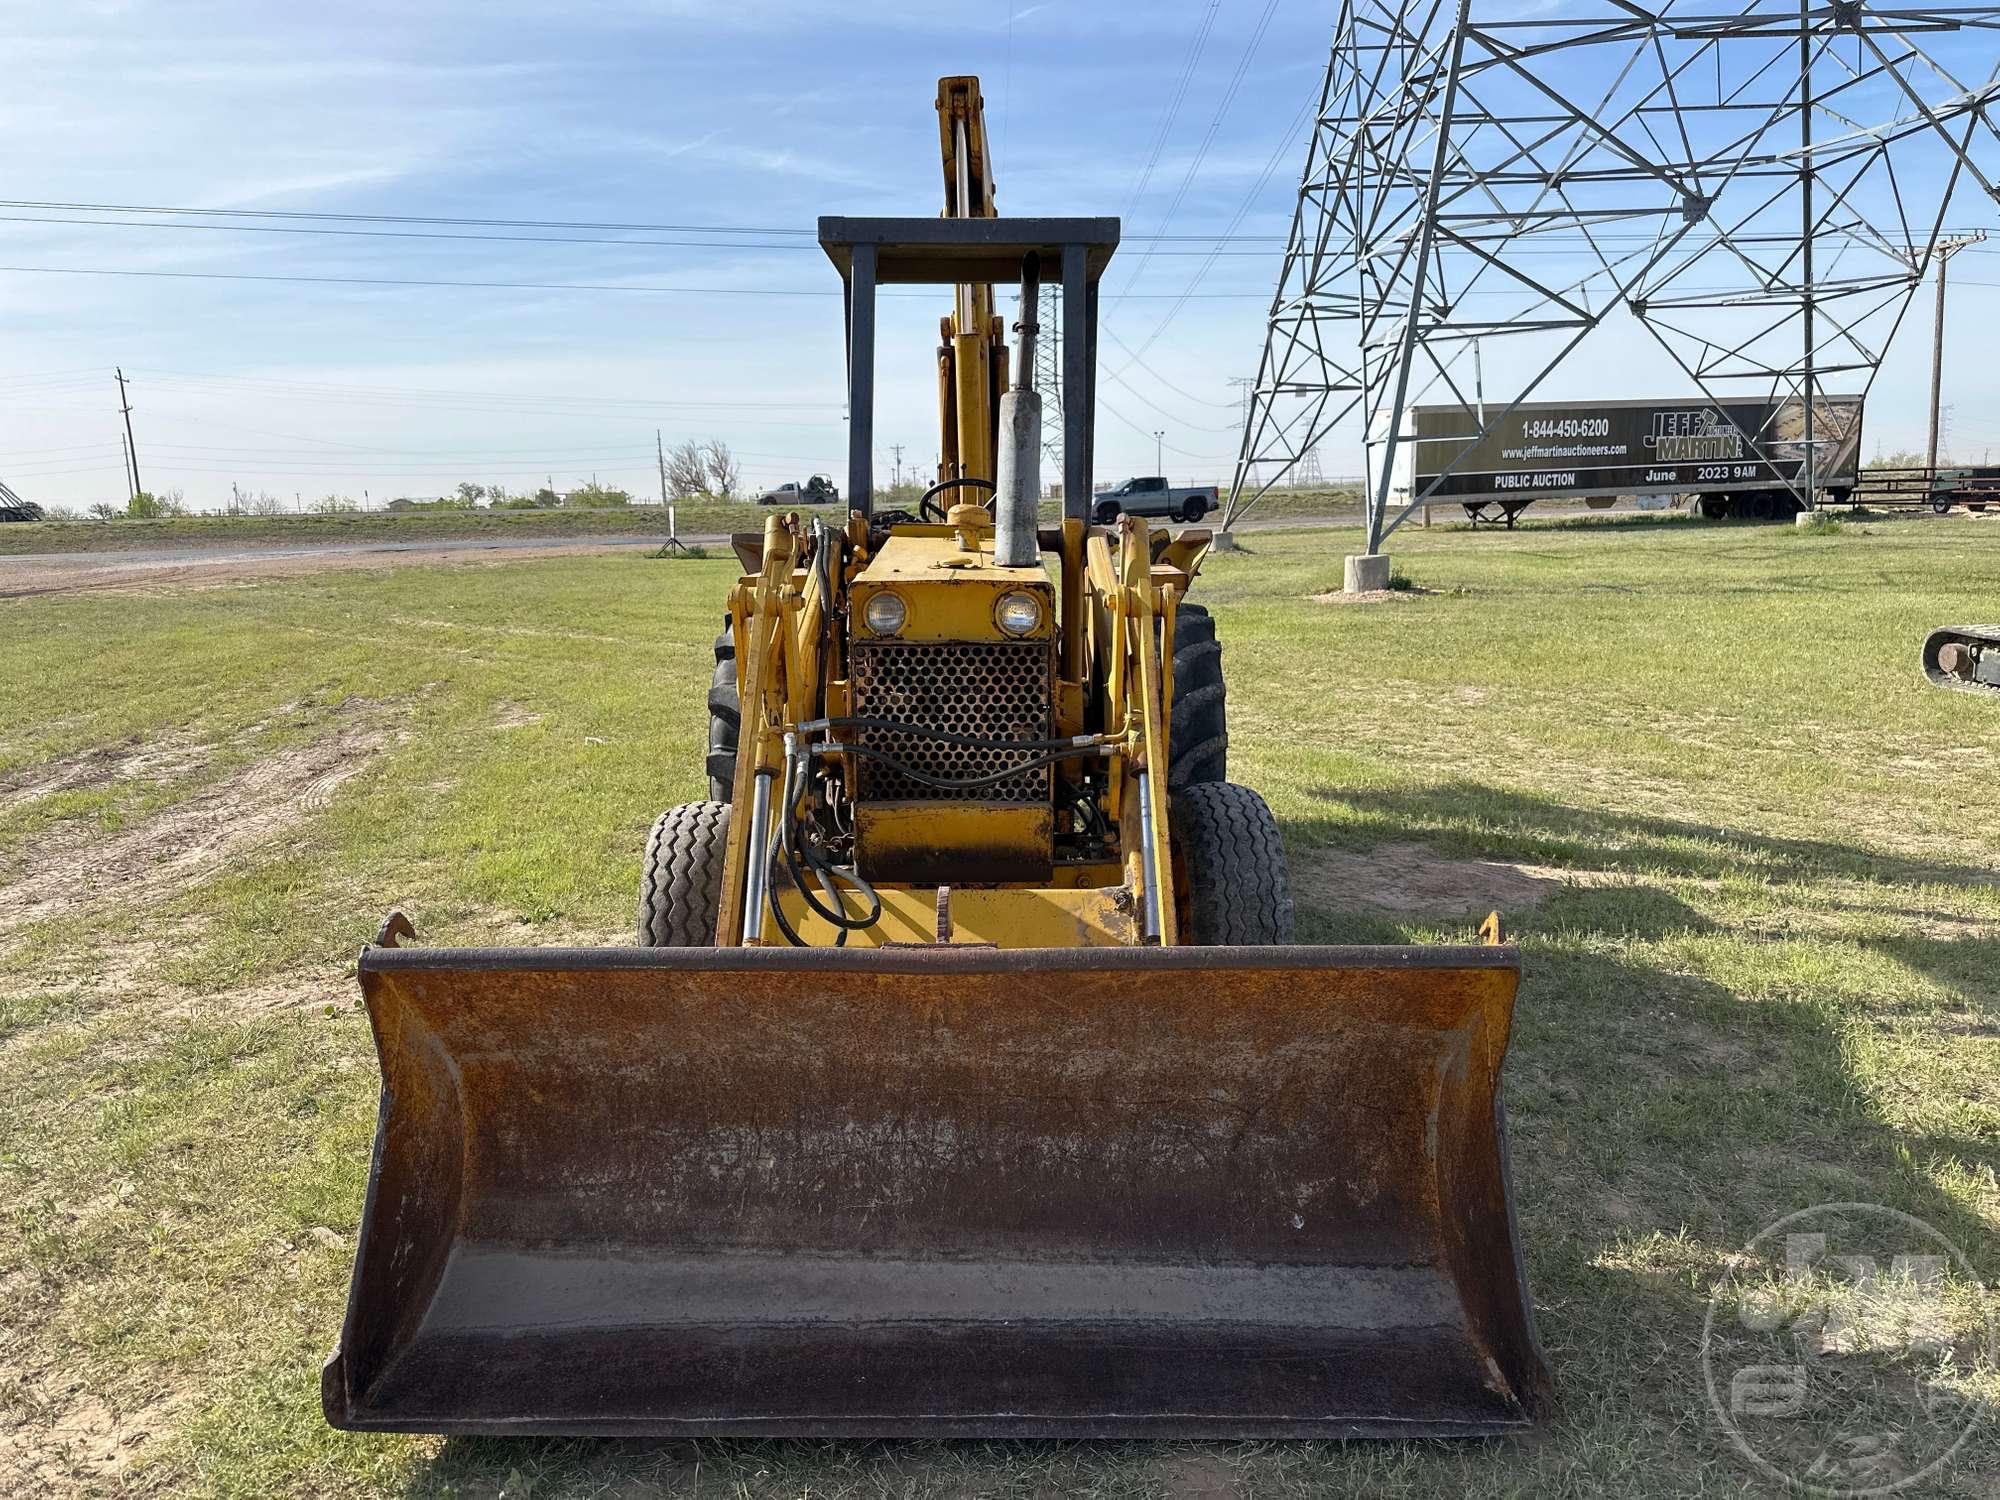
1090,476 -> 1218,524
754,475 -> 839,506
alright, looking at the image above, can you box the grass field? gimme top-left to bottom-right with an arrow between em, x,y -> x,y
2,513 -> 1996,1497
0,488 -> 1366,558
0,503 -> 794,556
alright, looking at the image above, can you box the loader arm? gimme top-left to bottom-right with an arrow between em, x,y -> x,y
935,75 -> 1006,487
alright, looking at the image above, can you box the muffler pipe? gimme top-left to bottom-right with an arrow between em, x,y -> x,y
994,254 -> 1042,569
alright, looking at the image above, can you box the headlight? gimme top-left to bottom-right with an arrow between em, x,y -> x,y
862,591 -> 907,635
994,590 -> 1043,637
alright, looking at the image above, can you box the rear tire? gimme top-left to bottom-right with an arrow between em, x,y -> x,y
706,628 -> 739,802
1171,782 -> 1294,944
1168,603 -> 1228,790
1178,498 -> 1206,522
1094,501 -> 1120,525
638,801 -> 731,946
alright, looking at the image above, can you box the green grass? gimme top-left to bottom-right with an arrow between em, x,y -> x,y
0,486 -> 1373,559
0,501 -> 836,556
2,516 -> 1997,1497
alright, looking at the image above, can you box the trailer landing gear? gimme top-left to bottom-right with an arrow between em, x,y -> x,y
1463,501 -> 1531,528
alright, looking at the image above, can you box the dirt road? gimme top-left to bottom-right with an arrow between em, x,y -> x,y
1,517 -> 1372,599
0,536 -> 673,599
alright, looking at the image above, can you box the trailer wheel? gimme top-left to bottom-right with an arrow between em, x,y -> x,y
1168,603 -> 1228,790
706,628 -> 739,802
1170,782 -> 1294,945
639,801 -> 731,946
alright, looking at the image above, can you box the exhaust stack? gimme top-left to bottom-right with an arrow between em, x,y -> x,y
994,254 -> 1041,568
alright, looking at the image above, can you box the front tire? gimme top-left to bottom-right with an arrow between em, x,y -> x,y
1171,782 -> 1294,944
1168,603 -> 1228,790
638,801 -> 731,946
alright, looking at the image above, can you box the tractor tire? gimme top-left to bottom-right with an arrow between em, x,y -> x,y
1170,781 -> 1294,945
706,628 -> 739,802
638,800 -> 731,946
1168,603 -> 1228,790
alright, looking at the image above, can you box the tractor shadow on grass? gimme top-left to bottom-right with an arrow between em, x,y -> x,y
1294,777 -> 2000,895
1312,870 -> 1999,1484
395,790 -> 1998,1499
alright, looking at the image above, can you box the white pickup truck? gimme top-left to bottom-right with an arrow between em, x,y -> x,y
1091,476 -> 1219,524
754,475 -> 840,506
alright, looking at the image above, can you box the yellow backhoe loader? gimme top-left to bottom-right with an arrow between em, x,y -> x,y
323,77 -> 1550,1439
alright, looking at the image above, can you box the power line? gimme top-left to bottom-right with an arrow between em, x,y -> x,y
0,263 -> 1271,298
0,264 -> 836,297
0,212 -> 1316,256
1124,1 -> 1222,225
0,213 -> 827,252
1120,0 -> 1284,296
133,368 -> 843,411
0,197 -> 1301,243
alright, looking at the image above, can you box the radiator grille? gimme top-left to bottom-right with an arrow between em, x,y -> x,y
849,640 -> 1053,802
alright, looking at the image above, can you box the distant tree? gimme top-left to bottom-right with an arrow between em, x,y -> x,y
703,440 -> 741,498
155,488 -> 190,517
875,480 -> 924,509
532,485 -> 561,507
565,480 -> 631,508
87,501 -> 119,521
311,493 -> 358,515
1866,449 -> 1926,470
42,503 -> 80,521
485,484 -> 512,507
250,491 -> 286,516
127,492 -> 164,519
665,440 -> 710,497
453,481 -> 488,508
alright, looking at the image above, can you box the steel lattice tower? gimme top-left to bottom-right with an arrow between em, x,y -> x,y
1035,282 -> 1064,478
1226,0 -> 2000,548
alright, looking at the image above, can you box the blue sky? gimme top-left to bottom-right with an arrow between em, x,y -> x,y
1,1 -> 1995,509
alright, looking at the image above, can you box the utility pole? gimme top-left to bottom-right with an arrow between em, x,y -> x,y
656,429 -> 670,507
119,431 -> 134,503
891,443 -> 905,488
1927,232 -> 1986,473
115,368 -> 142,498
1153,430 -> 1164,476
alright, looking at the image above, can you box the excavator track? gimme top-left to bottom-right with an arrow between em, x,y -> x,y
1922,625 -> 2000,693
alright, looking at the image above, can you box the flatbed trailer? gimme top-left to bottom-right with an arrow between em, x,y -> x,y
1847,465 -> 2000,513
1405,394 -> 1863,526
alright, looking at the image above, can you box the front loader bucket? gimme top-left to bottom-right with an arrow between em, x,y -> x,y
324,942 -> 1550,1439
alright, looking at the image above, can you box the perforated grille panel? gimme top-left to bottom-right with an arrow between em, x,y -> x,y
849,640 -> 1053,802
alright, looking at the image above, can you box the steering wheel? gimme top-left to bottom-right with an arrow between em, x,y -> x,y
917,476 -> 997,522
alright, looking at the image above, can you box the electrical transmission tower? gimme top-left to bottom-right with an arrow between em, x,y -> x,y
1035,282 -> 1064,477
1227,0 -> 2000,549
